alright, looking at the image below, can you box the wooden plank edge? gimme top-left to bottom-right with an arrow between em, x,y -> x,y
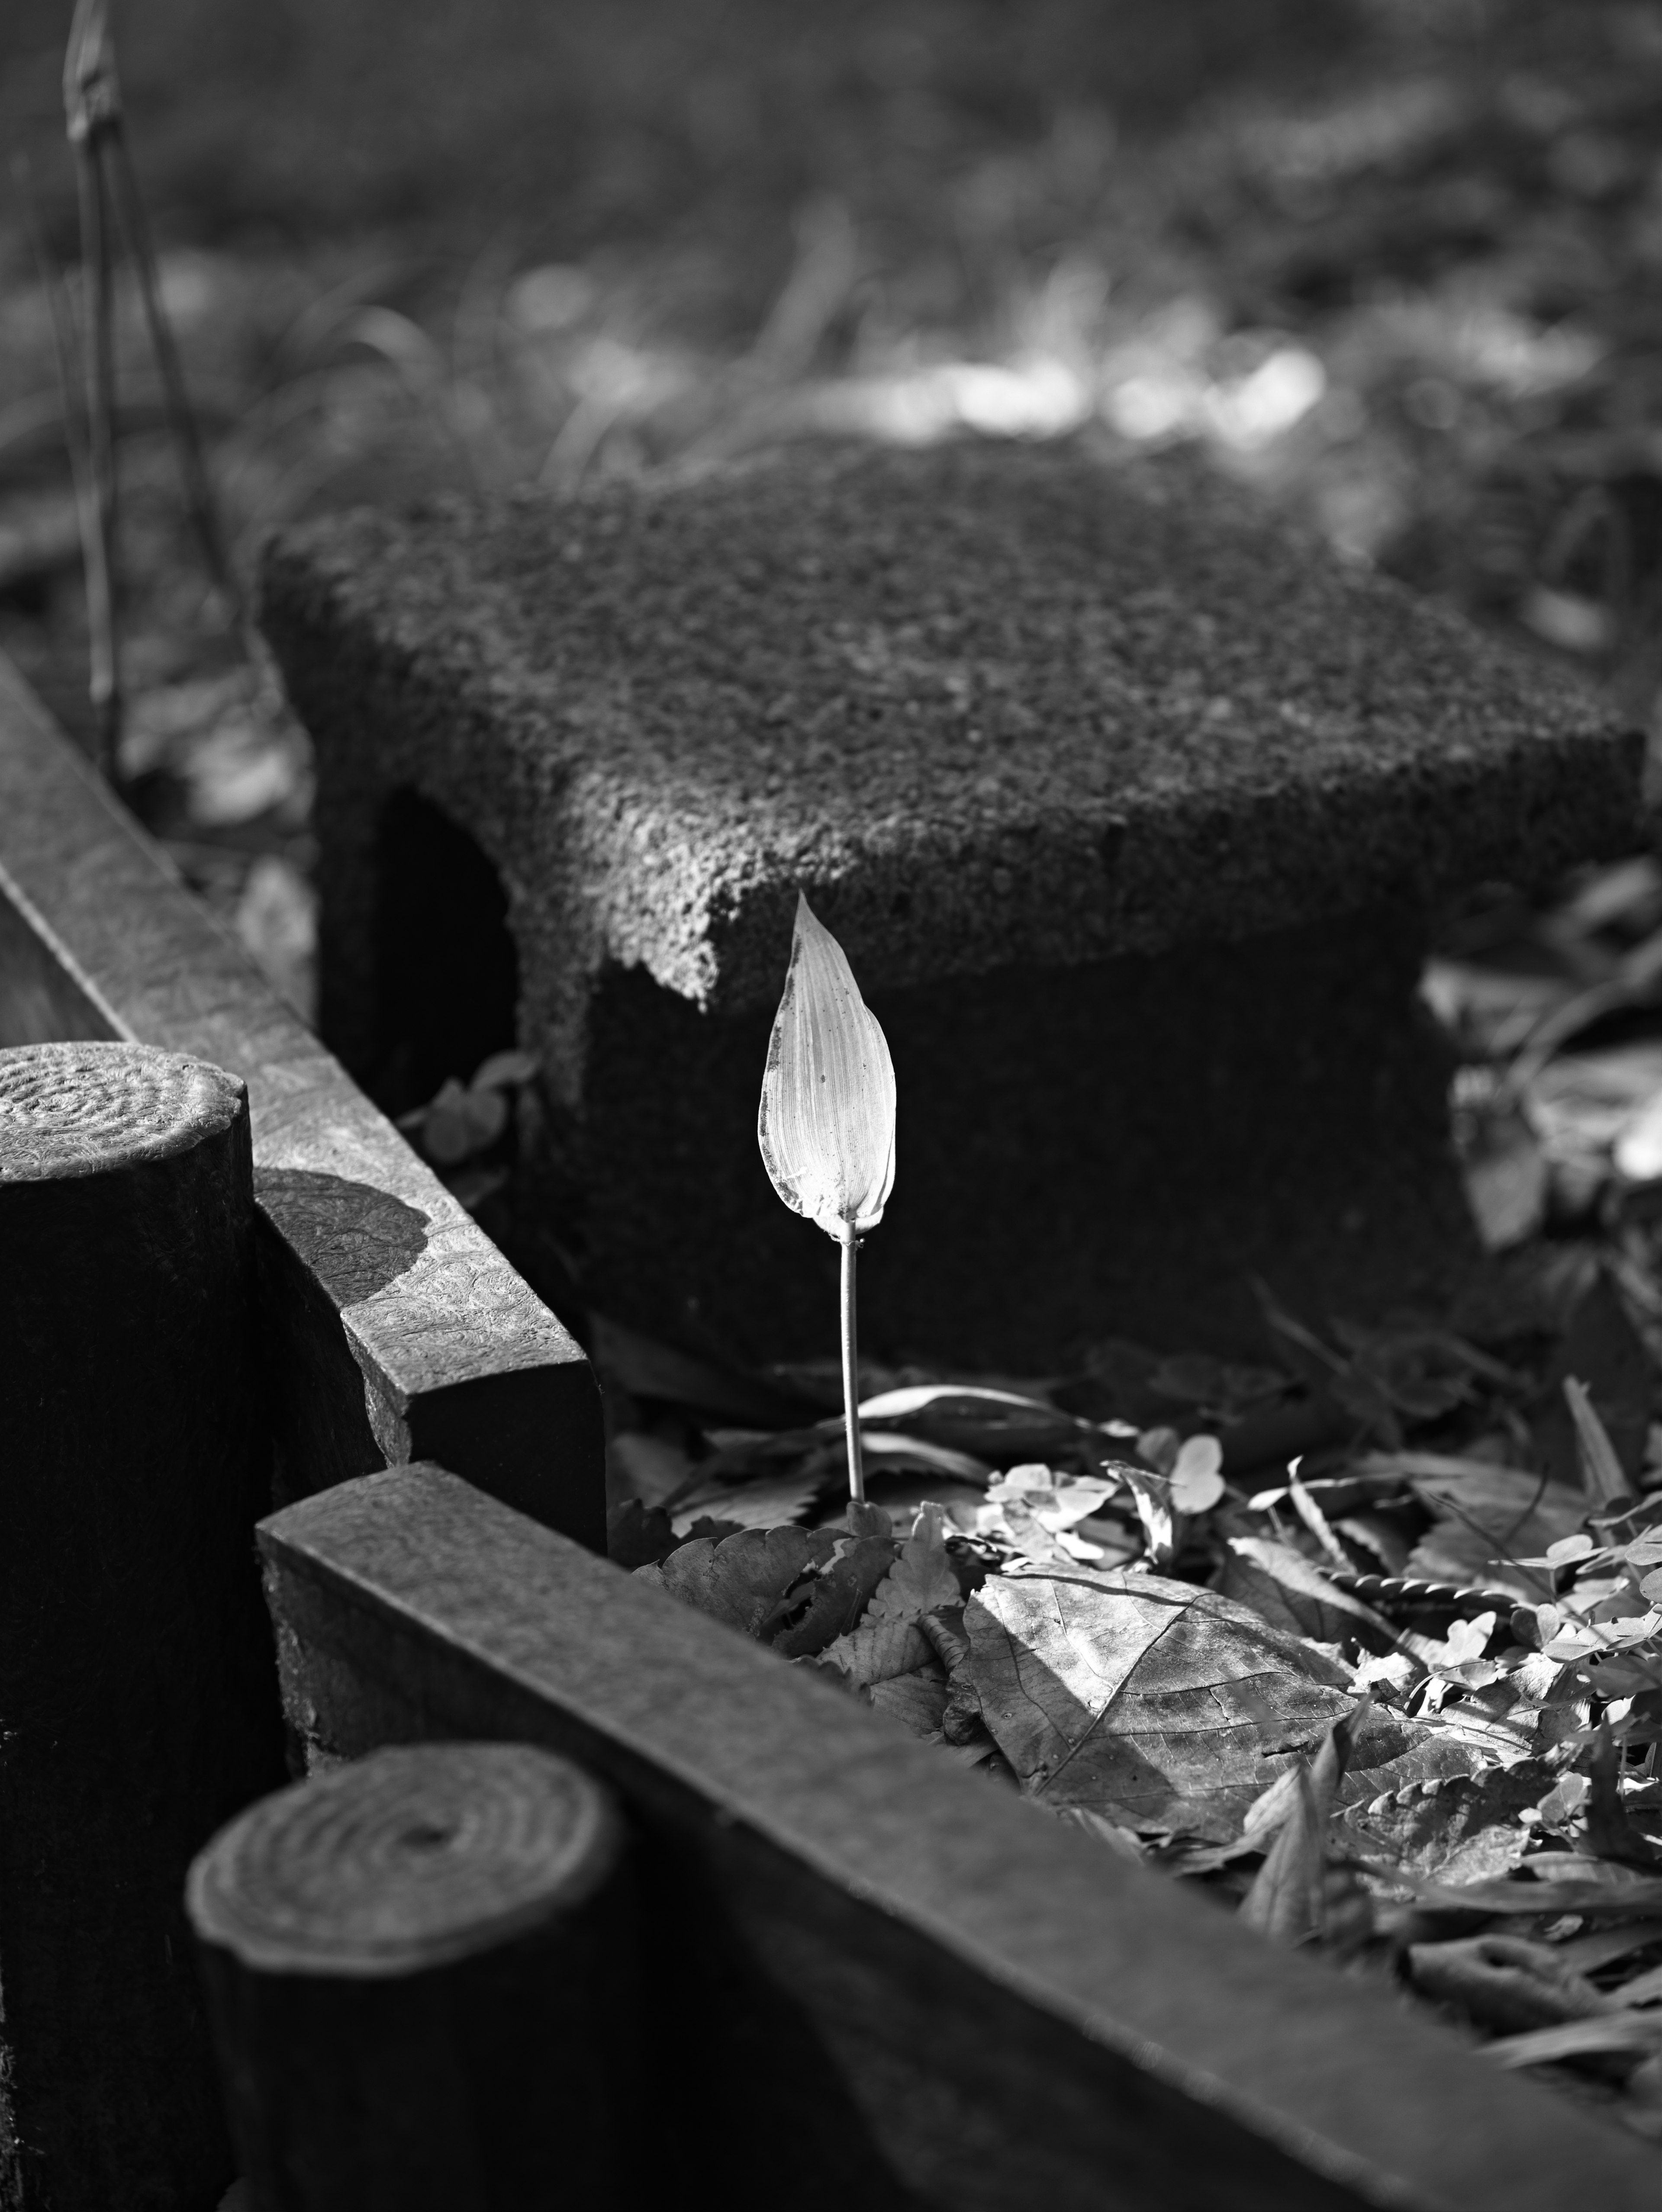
0,653 -> 602,1545
258,1464 -> 1661,2212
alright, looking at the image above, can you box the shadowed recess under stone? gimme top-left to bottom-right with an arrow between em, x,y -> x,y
260,440 -> 1644,1363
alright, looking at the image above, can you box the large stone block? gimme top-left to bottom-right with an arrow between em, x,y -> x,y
261,442 -> 1642,1366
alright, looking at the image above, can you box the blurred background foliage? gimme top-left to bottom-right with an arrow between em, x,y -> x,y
2,0 -> 1661,1071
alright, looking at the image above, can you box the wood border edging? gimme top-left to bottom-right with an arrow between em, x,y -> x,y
0,653 -> 602,1542
261,1463 -> 1661,2212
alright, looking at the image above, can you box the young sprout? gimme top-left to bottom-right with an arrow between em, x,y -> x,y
758,891 -> 896,1508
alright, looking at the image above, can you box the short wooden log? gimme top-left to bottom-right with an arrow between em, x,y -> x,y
188,1742 -> 631,2211
0,1040 -> 288,2209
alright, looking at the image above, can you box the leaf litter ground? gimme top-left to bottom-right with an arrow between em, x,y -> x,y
595,901 -> 1662,2151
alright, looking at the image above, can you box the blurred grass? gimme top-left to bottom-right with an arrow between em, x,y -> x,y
4,0 -> 1662,1022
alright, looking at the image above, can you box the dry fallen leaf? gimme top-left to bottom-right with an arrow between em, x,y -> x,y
1401,1463 -> 1589,1598
1408,1935 -> 1612,2035
957,1571 -> 1356,1841
1239,1724 -> 1344,1945
636,1524 -> 837,1641
821,1505 -> 960,1686
1219,1536 -> 1398,1653
1340,1761 -> 1552,1883
772,1535 -> 899,1659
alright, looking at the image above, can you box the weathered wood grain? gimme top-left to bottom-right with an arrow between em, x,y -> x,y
0,1041 -> 287,2211
260,1464 -> 1662,2212
189,1742 -> 633,2210
0,652 -> 602,1544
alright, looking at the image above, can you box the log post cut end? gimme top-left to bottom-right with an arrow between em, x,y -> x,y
0,1036 -> 247,1180
187,1743 -> 635,2212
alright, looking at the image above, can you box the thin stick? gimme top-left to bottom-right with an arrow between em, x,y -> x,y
107,123 -> 249,639
65,0 -> 121,775
839,1225 -> 865,1506
15,156 -> 93,527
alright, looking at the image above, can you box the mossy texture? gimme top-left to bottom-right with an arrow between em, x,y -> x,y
264,440 -> 1639,1023
261,440 -> 1642,1360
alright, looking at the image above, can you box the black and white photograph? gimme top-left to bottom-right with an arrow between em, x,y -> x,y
3,3 -> 1662,2205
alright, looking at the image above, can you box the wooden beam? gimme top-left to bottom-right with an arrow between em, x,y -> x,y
0,653 -> 602,1544
261,1464 -> 1662,2212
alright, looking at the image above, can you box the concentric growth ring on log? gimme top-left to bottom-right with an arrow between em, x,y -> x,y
0,1040 -> 245,1180
188,1742 -> 622,1976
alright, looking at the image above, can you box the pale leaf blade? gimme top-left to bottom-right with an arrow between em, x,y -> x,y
758,891 -> 897,1237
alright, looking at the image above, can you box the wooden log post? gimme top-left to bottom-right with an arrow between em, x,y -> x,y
187,1743 -> 633,2212
0,1040 -> 287,2210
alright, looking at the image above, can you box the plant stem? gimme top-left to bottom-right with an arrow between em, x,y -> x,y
838,1224 -> 865,1507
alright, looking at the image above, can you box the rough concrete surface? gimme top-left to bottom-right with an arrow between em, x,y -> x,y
261,439 -> 1643,1363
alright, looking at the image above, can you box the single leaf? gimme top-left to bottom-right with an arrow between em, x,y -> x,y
470,1048 -> 540,1090
607,1428 -> 693,1508
820,1506 -> 960,1685
960,1469 -> 1122,1568
1547,1534 -> 1597,1564
1239,1724 -> 1344,1945
1219,1537 -> 1398,1654
1552,1921 -> 1662,1974
1482,2013 -> 1662,2067
1563,1376 -> 1633,1507
1531,1272 -> 1651,1486
1408,1936 -> 1612,2035
1462,1109 -> 1549,1252
1056,1807 -> 1149,1862
423,1077 -> 506,1165
1614,1528 -> 1662,1570
1336,1700 -> 1491,1802
867,1504 -> 960,1621
606,1497 -> 681,1570
670,1470 -> 822,1534
853,1432 -> 993,1484
1111,1461 -> 1179,1570
856,1384 -> 1088,1464
1610,1960 -> 1662,2007
1356,1867 -> 1662,1916
866,1662 -> 951,1740
859,1383 -> 1065,1422
1404,1466 -> 1588,1599
1585,1726 -> 1662,1870
986,1466 -> 1115,1529
771,1534 -> 898,1659
1169,1434 -> 1226,1516
1340,1759 -> 1554,1882
757,891 -> 896,1238
642,1525 -> 837,1641
1286,1462 -> 1352,1568
958,1571 -> 1354,1841
822,1612 -> 934,1688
